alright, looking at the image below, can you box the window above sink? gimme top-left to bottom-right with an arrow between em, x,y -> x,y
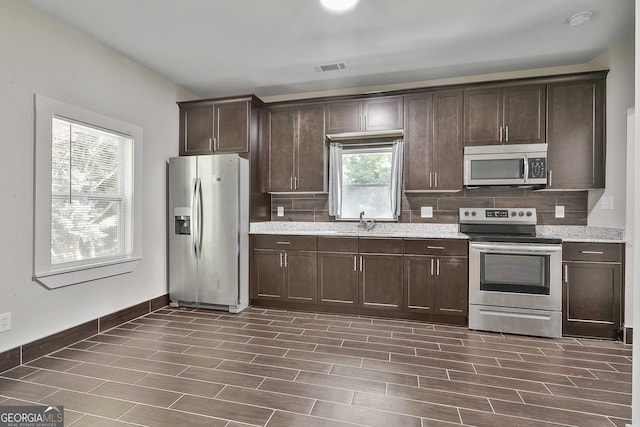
328,140 -> 403,221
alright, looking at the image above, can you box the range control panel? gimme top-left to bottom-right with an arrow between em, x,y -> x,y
459,208 -> 537,225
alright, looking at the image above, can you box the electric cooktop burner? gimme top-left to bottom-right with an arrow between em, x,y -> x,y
458,208 -> 562,245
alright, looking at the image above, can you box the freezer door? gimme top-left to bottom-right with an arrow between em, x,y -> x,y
168,156 -> 198,303
198,154 -> 240,306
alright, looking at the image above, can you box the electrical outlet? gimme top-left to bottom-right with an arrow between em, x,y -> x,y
277,206 -> 285,217
0,312 -> 11,333
555,205 -> 565,218
420,206 -> 433,218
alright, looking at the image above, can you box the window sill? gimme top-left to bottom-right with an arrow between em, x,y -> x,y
34,257 -> 142,289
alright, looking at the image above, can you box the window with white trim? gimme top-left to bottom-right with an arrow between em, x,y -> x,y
34,95 -> 143,288
328,140 -> 404,221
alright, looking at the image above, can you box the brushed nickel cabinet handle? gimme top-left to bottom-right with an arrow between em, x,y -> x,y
208,138 -> 213,152
581,250 -> 604,255
564,264 -> 568,282
279,252 -> 283,268
505,126 -> 509,142
430,258 -> 434,276
427,246 -> 445,250
436,259 -> 440,276
353,255 -> 357,271
499,126 -> 503,142
276,241 -> 291,245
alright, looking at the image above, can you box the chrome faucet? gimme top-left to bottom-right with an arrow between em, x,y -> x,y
358,211 -> 376,231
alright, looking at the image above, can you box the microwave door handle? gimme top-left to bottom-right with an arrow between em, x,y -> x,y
522,156 -> 529,182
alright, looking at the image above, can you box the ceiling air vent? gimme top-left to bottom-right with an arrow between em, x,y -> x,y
313,62 -> 348,73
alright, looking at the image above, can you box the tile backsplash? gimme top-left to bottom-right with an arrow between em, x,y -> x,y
270,188 -> 588,225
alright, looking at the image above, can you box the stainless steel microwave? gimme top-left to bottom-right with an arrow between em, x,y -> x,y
463,143 -> 547,187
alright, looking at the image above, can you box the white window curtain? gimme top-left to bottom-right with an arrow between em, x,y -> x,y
328,140 -> 403,219
328,142 -> 343,217
390,139 -> 404,218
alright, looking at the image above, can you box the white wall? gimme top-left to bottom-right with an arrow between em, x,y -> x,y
587,33 -> 635,228
0,2 -> 194,353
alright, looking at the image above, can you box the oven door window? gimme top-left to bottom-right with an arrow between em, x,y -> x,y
480,253 -> 550,295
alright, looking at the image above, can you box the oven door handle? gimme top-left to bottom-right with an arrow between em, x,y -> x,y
470,243 -> 562,253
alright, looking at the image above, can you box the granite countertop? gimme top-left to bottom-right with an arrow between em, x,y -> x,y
536,226 -> 625,243
250,222 -> 626,243
249,222 -> 467,239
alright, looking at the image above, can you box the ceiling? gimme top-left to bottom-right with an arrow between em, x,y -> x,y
26,0 -> 634,99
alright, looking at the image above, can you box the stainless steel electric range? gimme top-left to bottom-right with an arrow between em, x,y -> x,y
459,208 -> 563,338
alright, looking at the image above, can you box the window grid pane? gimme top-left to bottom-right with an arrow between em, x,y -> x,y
340,147 -> 394,219
51,117 -> 133,268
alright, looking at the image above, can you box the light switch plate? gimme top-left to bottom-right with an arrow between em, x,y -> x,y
555,205 -> 565,218
420,206 -> 433,218
601,196 -> 614,210
277,206 -> 285,217
0,312 -> 10,333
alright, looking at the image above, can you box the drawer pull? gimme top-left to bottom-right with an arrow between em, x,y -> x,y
581,250 -> 604,255
427,246 -> 445,250
276,241 -> 291,245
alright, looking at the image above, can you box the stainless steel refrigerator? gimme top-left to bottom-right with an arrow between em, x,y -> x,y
168,154 -> 249,313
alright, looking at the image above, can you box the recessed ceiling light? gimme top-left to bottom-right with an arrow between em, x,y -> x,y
320,0 -> 359,13
568,11 -> 592,26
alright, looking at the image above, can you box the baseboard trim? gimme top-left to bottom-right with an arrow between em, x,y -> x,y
0,294 -> 169,374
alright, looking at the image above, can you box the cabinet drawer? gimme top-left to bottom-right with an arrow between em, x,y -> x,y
563,242 -> 623,263
318,236 -> 358,253
404,239 -> 468,256
253,234 -> 317,251
359,238 -> 403,254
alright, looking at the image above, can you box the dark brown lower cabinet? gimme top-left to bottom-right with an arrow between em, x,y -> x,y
360,254 -> 403,310
563,242 -> 624,340
253,249 -> 284,299
251,234 -> 466,323
317,237 -> 403,311
404,239 -> 468,324
251,235 -> 317,305
318,252 -> 359,305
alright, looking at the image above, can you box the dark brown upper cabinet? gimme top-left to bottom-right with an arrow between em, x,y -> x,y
463,84 -> 546,146
326,96 -> 403,134
547,76 -> 606,189
265,103 -> 325,192
404,91 -> 463,191
178,96 -> 261,156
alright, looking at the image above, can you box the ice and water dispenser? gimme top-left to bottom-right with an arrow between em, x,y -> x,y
174,207 -> 191,235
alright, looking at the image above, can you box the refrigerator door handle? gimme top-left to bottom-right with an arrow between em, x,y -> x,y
193,177 -> 203,258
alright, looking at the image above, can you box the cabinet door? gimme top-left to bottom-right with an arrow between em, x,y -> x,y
295,105 -> 325,192
433,256 -> 468,315
252,250 -> 284,299
563,261 -> 621,339
433,91 -> 464,190
360,254 -> 403,310
503,85 -> 546,144
215,101 -> 249,153
180,104 -> 214,156
464,88 -> 502,146
403,93 -> 434,191
404,256 -> 434,312
547,79 -> 605,189
326,101 -> 361,134
285,251 -> 317,303
363,97 -> 403,131
266,109 -> 295,191
318,252 -> 359,305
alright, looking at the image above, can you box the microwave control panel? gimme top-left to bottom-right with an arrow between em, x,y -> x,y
528,158 -> 546,178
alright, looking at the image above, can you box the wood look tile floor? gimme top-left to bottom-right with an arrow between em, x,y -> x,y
0,307 -> 632,426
